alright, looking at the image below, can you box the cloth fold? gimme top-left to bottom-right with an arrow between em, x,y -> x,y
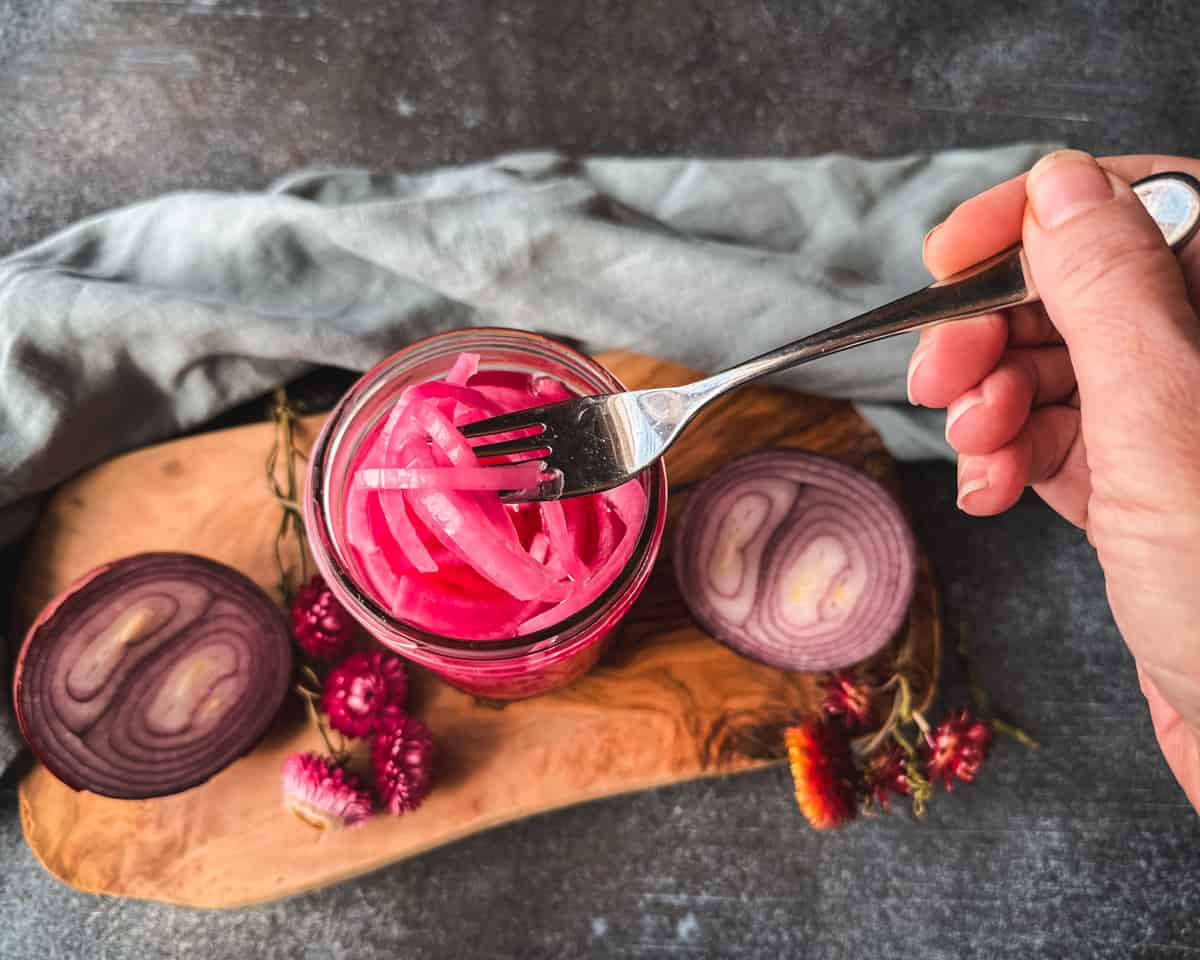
0,144 -> 1053,773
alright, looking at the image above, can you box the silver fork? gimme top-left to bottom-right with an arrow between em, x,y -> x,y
462,171 -> 1200,501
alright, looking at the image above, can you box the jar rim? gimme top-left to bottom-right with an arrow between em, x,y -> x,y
304,328 -> 668,663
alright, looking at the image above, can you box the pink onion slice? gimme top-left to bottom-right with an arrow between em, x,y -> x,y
532,375 -> 573,403
673,450 -> 916,672
402,485 -> 553,600
445,352 -> 479,386
438,352 -> 480,418
393,573 -> 527,639
357,464 -> 547,492
404,381 -> 501,422
13,553 -> 292,799
519,481 -> 646,634
528,532 -> 551,564
352,425 -> 438,575
356,493 -> 409,598
466,370 -> 537,411
539,501 -> 587,581
380,400 -> 552,599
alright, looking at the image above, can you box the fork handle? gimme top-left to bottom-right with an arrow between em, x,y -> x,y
687,171 -> 1200,401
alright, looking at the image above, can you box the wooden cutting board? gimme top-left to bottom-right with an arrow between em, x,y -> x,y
12,350 -> 940,908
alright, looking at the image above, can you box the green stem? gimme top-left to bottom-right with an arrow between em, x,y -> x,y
295,683 -> 349,766
891,728 -> 933,819
854,672 -> 932,758
991,718 -> 1040,750
891,727 -> 917,757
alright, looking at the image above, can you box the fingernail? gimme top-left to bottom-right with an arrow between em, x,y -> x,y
922,222 -> 944,261
944,390 -> 984,443
1027,149 -> 1114,230
956,457 -> 989,510
906,344 -> 929,406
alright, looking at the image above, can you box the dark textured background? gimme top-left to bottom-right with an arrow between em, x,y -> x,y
3,2 -> 1200,958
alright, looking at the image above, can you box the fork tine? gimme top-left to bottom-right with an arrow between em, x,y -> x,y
470,436 -> 551,459
459,409 -> 548,439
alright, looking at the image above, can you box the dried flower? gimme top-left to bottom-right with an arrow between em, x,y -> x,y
372,716 -> 436,815
291,575 -> 356,659
820,670 -> 876,731
321,650 -> 408,738
785,719 -> 858,830
925,709 -> 992,790
281,752 -> 372,831
863,742 -> 911,812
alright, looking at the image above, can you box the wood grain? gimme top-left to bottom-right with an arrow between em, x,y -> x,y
12,351 -> 939,908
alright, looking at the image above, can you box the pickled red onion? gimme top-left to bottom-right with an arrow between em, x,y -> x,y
466,370 -> 537,411
349,415 -> 438,574
528,532 -> 550,564
445,352 -> 479,386
357,464 -> 547,492
345,353 -> 648,637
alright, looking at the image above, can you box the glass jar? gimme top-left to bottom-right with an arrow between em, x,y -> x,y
304,328 -> 668,700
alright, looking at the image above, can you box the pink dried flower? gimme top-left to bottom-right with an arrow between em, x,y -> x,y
820,670 -> 876,732
291,575 -> 356,659
321,650 -> 408,738
281,752 -> 372,831
372,716 -> 436,815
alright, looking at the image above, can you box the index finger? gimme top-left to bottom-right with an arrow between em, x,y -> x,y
923,173 -> 1027,280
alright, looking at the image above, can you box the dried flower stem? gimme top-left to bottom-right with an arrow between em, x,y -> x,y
890,727 -> 933,818
269,403 -> 346,762
854,672 -> 929,756
295,664 -> 350,765
991,718 -> 1040,750
844,661 -> 939,819
266,386 -> 310,605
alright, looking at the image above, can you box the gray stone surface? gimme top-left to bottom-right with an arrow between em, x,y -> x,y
2,1 -> 1200,958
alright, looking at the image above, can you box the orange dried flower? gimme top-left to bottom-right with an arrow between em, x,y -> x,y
785,718 -> 858,830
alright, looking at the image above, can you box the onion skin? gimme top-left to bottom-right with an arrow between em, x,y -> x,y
14,553 -> 292,800
673,451 -> 916,672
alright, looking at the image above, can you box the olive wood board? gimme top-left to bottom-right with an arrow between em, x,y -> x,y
13,350 -> 941,908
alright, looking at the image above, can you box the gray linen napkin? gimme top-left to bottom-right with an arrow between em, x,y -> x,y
0,144 -> 1053,774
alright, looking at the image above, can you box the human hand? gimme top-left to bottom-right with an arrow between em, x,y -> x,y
907,150 -> 1200,810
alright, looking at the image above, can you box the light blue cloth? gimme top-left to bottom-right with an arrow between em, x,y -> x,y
0,145 -> 1052,770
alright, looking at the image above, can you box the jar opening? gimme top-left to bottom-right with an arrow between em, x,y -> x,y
305,328 -> 668,663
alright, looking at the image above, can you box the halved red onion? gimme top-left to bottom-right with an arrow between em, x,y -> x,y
14,553 -> 293,799
673,451 -> 916,672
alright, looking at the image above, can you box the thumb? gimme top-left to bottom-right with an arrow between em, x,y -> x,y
1022,150 -> 1200,498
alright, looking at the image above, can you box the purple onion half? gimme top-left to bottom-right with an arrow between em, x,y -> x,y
673,451 -> 917,672
14,553 -> 292,799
